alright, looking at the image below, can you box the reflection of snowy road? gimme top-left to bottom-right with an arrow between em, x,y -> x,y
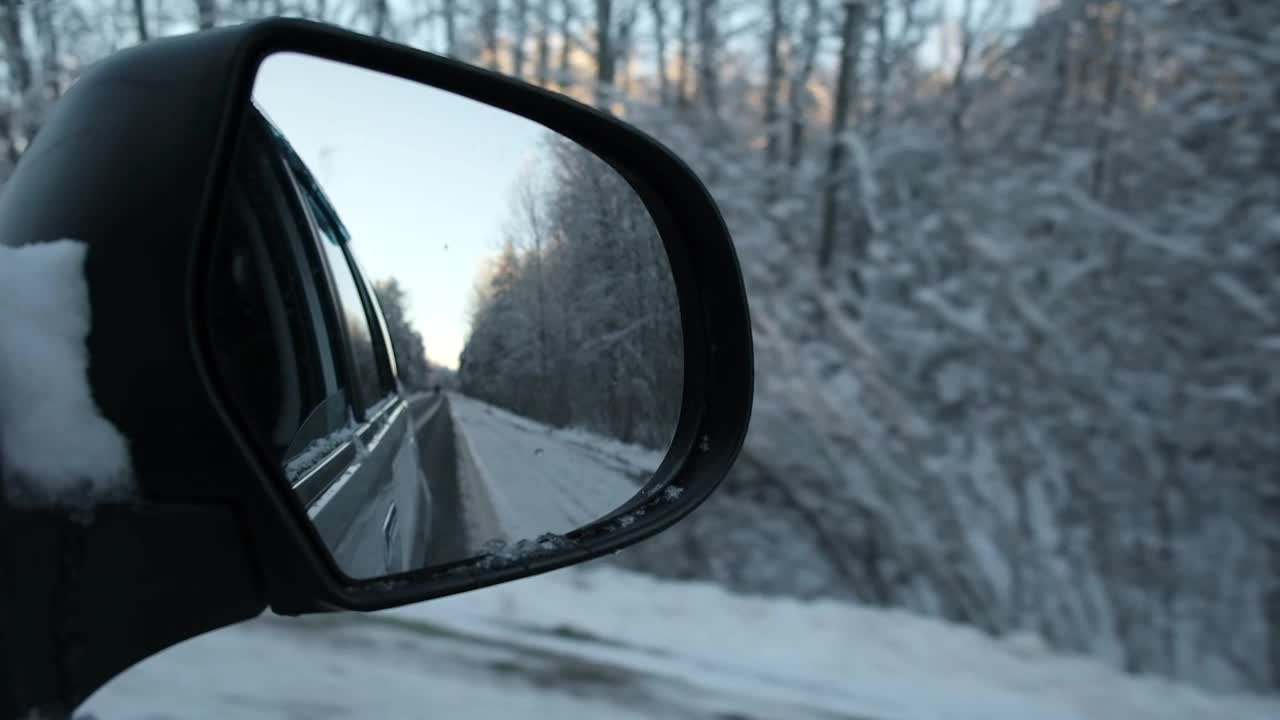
409,394 -> 471,566
449,393 -> 654,546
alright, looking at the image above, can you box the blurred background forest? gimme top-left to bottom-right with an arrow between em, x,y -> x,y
1,0 -> 1276,695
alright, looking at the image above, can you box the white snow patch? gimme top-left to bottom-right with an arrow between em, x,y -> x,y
452,414 -> 514,548
455,533 -> 578,573
552,425 -> 666,472
0,240 -> 133,507
82,612 -> 664,720
284,417 -> 358,482
84,564 -> 1280,720
388,565 -> 1280,720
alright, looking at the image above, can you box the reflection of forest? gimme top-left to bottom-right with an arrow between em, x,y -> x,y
458,137 -> 682,449
373,278 -> 437,391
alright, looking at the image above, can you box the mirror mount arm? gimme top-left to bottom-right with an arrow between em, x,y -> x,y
0,504 -> 266,717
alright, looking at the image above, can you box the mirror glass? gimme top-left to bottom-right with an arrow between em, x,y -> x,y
208,52 -> 683,579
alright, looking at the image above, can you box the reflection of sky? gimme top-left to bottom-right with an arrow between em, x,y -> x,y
252,52 -> 547,368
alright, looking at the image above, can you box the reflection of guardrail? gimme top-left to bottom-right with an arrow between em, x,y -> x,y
449,395 -> 522,547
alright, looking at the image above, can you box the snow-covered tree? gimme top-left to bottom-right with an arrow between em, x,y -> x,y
372,278 -> 432,391
3,0 -> 1275,693
460,136 -> 682,448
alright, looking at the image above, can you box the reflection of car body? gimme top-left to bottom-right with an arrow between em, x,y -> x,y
209,105 -> 432,577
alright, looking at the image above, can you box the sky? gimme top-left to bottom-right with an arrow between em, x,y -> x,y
252,52 -> 551,368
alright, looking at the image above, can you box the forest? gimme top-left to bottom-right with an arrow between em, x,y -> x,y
1,0 -> 1276,694
458,135 -> 683,449
373,277 -> 435,391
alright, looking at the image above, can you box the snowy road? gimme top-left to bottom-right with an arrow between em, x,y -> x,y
408,393 -> 471,566
444,393 -> 656,549
402,392 -> 661,564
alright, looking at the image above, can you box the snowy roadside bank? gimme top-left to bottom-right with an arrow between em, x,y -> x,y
451,398 -> 520,546
84,561 -> 1280,720
81,394 -> 1279,719
386,563 -> 1280,720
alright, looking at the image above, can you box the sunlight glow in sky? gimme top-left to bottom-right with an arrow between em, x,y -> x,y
252,52 -> 552,368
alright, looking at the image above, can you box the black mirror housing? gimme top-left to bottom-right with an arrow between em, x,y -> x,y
0,18 -> 750,716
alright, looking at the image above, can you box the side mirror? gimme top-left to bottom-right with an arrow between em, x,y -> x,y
218,52 -> 696,580
0,19 -> 751,717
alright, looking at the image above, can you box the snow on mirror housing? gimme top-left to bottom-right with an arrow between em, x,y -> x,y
208,52 -> 686,581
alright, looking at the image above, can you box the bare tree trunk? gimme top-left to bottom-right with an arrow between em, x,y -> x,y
871,0 -> 888,135
763,0 -> 785,186
817,0 -> 867,273
1090,3 -> 1126,198
30,0 -> 59,96
648,0 -> 668,104
519,184 -> 553,398
615,1 -> 637,97
0,0 -> 31,163
675,0 -> 690,107
369,0 -> 389,37
1262,470 -> 1280,689
557,0 -> 575,89
535,0 -> 552,84
0,112 -> 16,165
134,0 -> 150,41
195,0 -> 216,29
1038,9 -> 1069,142
0,1 -> 31,94
595,0 -> 614,105
695,0 -> 718,116
480,0 -> 500,69
948,0 -> 975,141
1156,481 -> 1178,677
788,0 -> 820,166
511,0 -> 529,77
442,0 -> 458,55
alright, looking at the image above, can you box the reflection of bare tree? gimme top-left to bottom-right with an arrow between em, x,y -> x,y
514,177 -> 557,420
459,136 -> 681,449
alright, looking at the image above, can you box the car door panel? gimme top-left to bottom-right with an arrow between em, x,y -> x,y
300,397 -> 428,575
254,110 -> 432,577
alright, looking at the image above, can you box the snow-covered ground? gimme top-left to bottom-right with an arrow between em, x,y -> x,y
77,392 -> 1280,719
83,562 -> 1279,720
449,393 -> 655,544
